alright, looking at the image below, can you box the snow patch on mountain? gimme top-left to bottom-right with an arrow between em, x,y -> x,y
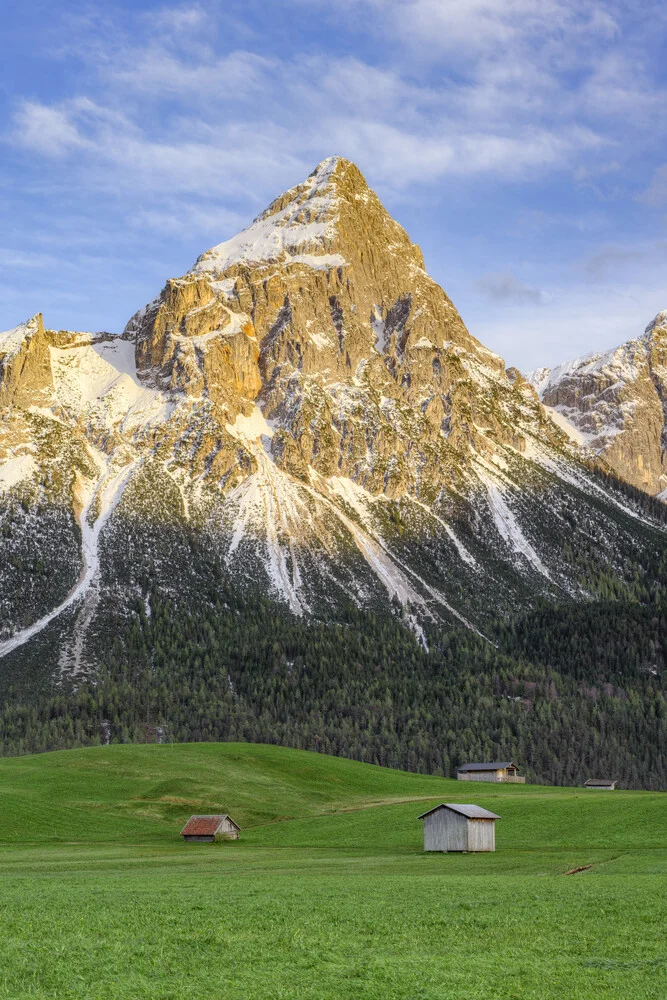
0,454 -> 138,660
50,337 -> 171,432
526,338 -> 646,398
542,405 -> 589,445
409,497 -> 477,566
223,406 -> 304,613
192,159 -> 344,276
289,253 -> 346,270
482,478 -> 550,579
225,406 -> 275,444
0,453 -> 36,491
372,307 -> 387,352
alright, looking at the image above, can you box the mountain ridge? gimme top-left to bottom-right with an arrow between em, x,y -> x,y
1,156 -> 667,673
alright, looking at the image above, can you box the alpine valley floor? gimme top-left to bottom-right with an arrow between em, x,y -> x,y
0,743 -> 665,1000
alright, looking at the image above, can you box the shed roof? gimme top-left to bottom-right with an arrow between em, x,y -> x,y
180,814 -> 240,836
584,778 -> 616,787
457,762 -> 517,772
417,803 -> 501,821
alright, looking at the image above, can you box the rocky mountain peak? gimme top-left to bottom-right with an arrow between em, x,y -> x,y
527,310 -> 667,495
189,155 -> 425,282
122,156 -> 556,494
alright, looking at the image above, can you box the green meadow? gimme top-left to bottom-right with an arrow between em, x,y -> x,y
0,743 -> 664,999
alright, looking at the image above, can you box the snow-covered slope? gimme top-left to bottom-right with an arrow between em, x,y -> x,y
2,157 -> 667,670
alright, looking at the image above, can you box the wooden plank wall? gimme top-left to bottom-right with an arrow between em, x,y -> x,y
466,819 -> 495,852
457,771 -> 502,782
423,811 -> 467,851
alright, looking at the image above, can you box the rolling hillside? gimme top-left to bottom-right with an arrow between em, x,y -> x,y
0,742 -> 664,854
0,744 -> 665,1000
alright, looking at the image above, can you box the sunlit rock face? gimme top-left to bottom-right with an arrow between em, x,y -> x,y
126,156 -> 558,495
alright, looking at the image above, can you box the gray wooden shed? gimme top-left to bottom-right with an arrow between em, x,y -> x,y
418,803 -> 501,852
584,778 -> 617,790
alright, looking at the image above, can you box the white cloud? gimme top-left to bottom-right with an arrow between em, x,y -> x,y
108,48 -> 275,100
328,0 -> 586,54
131,201 -> 248,237
7,27 -> 609,213
153,4 -> 208,32
0,248 -> 62,270
466,239 -> 667,370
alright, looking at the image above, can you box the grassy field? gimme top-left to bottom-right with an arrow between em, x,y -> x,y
0,743 -> 664,999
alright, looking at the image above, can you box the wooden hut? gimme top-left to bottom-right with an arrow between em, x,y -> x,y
180,815 -> 240,842
584,778 -> 617,790
418,803 -> 501,852
456,761 -> 524,783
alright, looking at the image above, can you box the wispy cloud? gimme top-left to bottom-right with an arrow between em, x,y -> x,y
6,0 -> 627,213
12,101 -> 88,158
476,272 -> 547,304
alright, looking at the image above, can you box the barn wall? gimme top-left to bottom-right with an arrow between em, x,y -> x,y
423,810 -> 467,851
423,809 -> 447,851
466,819 -> 495,852
449,813 -> 468,851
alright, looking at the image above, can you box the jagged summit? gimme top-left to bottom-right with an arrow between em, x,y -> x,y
124,156 -> 510,424
193,157 -> 349,276
189,156 -> 425,283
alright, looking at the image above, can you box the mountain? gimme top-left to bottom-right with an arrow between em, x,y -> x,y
526,312 -> 667,497
1,157 -> 666,781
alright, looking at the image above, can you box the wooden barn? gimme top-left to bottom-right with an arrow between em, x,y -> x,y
584,778 -> 617,790
456,761 -> 525,784
418,803 -> 501,852
180,815 -> 240,842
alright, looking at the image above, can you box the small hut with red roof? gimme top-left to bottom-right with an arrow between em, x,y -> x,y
180,815 -> 240,842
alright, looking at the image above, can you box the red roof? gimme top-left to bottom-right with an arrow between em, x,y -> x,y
181,815 -> 236,836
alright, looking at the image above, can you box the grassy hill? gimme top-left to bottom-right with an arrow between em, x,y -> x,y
0,743 -> 665,999
0,741 -> 457,842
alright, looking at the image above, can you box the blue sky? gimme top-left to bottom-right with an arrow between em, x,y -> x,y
3,0 -> 667,369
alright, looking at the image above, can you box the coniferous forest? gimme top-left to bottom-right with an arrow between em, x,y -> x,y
0,575 -> 664,788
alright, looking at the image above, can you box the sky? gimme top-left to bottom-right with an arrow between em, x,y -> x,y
2,0 -> 667,370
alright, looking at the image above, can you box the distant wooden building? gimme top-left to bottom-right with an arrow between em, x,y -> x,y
457,761 -> 525,784
584,779 -> 617,790
180,815 -> 240,842
418,803 -> 501,852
